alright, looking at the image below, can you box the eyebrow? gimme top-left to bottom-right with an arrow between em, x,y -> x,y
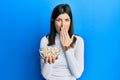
56,17 -> 70,19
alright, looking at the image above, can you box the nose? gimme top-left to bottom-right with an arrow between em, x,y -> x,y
61,20 -> 65,27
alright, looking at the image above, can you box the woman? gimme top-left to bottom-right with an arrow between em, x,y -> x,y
39,4 -> 84,80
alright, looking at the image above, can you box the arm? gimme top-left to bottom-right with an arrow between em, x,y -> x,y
65,36 -> 84,78
40,37 -> 53,79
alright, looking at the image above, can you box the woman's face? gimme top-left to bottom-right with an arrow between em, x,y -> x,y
55,13 -> 71,33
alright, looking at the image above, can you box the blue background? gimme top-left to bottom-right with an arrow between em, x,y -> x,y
0,0 -> 120,80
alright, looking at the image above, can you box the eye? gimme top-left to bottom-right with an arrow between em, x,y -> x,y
55,18 -> 61,22
65,19 -> 70,22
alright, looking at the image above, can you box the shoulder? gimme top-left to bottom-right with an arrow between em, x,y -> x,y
73,35 -> 84,50
74,35 -> 84,44
40,35 -> 48,42
40,35 -> 49,47
75,35 -> 84,47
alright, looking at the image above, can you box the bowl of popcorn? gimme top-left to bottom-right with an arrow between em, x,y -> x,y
39,47 -> 59,59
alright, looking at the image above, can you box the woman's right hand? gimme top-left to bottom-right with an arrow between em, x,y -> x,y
44,55 -> 58,64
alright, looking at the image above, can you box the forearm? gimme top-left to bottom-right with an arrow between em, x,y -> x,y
65,48 -> 84,78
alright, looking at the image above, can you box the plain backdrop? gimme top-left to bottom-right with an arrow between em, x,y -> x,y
0,0 -> 120,80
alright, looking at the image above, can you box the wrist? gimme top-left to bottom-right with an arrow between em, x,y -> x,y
64,45 -> 71,51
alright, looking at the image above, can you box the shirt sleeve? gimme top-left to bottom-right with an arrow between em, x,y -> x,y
39,36 -> 53,79
65,36 -> 84,78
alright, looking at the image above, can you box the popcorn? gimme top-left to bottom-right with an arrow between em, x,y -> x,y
39,47 -> 59,59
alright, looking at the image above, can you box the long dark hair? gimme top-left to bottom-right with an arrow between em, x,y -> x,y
47,4 -> 76,47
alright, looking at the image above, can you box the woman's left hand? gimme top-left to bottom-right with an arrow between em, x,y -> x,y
60,27 -> 74,48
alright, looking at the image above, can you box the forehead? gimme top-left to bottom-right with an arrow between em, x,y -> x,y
57,13 -> 70,19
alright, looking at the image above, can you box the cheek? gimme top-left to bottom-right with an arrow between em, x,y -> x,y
65,22 -> 71,31
55,22 -> 61,32
55,22 -> 61,27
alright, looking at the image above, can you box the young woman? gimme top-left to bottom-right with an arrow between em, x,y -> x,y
39,4 -> 84,80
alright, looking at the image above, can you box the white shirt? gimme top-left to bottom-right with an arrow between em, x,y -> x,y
39,34 -> 84,80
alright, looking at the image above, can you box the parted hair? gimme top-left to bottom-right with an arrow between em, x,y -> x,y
47,4 -> 76,47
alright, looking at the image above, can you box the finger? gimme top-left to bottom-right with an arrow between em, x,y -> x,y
60,29 -> 64,41
64,30 -> 69,39
71,34 -> 74,41
52,56 -> 55,63
65,30 -> 70,39
60,31 -> 62,40
45,57 -> 48,64
48,56 -> 52,64
56,56 -> 58,60
60,27 -> 64,32
62,27 -> 66,40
